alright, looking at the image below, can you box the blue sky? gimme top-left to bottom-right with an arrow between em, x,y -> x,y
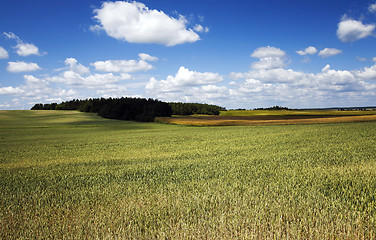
1,0 -> 376,109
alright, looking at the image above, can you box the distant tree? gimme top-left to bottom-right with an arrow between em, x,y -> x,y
31,103 -> 44,110
254,106 -> 290,110
169,102 -> 226,115
41,97 -> 172,122
31,103 -> 57,110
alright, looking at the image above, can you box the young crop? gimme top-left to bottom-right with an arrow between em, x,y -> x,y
1,110 -> 376,239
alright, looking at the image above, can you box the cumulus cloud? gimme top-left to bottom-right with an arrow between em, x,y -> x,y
318,48 -> 342,58
7,61 -> 41,73
225,46 -> 376,108
45,58 -> 131,89
24,74 -> 49,87
251,46 -> 285,58
337,18 -> 375,42
91,1 -> 201,46
47,71 -> 131,87
229,65 -> 371,108
65,58 -> 90,75
4,32 -> 45,56
0,57 -> 134,106
250,46 -> 287,70
316,65 -> 360,89
145,67 -> 231,105
92,54 -> 157,73
92,60 -> 153,73
0,47 -> 9,59
146,66 -> 223,92
296,46 -> 317,56
356,64 -> 376,80
15,43 -> 40,57
0,86 -> 24,95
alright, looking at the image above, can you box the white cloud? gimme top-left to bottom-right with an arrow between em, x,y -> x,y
138,53 -> 158,62
92,54 -> 156,73
47,71 -> 131,87
0,47 -> 9,59
8,58 -> 133,105
318,48 -> 342,58
369,3 -> 376,13
96,86 -> 127,98
4,32 -> 45,56
24,75 -> 49,87
0,86 -> 24,95
296,46 -> 317,56
194,24 -> 209,33
4,32 -> 20,41
65,58 -> 90,75
356,56 -> 367,62
146,66 -> 223,92
89,25 -> 103,33
92,1 -> 200,46
337,18 -> 375,42
316,66 -> 359,89
251,57 -> 286,70
373,57 -> 376,62
322,64 -> 331,73
7,61 -> 41,73
229,65 -> 371,108
15,43 -> 40,57
251,46 -> 285,58
225,46 -> 376,108
250,46 -> 287,70
145,67 -> 231,105
356,64 -> 376,80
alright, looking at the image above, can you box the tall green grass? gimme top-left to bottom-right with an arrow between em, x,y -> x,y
1,110 -> 376,239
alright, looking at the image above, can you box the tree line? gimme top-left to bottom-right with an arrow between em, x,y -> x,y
31,98 -> 226,122
32,98 -> 171,122
169,102 -> 226,115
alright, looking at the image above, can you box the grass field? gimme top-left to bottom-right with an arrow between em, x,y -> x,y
156,109 -> 376,126
1,110 -> 376,239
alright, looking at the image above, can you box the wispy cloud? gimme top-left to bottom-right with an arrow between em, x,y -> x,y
369,3 -> 376,13
4,32 -> 46,56
0,46 -> 8,59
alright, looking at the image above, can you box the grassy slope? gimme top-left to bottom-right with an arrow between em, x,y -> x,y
1,110 -> 376,239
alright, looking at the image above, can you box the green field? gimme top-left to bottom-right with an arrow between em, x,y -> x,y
1,110 -> 376,239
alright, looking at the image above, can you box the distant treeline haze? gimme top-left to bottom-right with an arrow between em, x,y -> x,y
31,98 -> 226,122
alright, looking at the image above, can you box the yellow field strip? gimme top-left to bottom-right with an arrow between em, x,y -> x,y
156,114 -> 376,126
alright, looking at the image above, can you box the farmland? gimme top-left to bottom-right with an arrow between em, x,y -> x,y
156,109 -> 376,126
1,110 -> 376,239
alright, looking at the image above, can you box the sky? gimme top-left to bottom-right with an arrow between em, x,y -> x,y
1,0 -> 376,110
